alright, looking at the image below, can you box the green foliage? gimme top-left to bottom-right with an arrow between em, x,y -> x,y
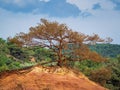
0,64 -> 8,72
0,54 -> 9,66
0,38 -> 55,72
0,53 -> 21,72
0,38 -> 9,54
73,58 -> 120,90
105,58 -> 120,90
0,38 -> 23,72
19,62 -> 37,68
7,43 -> 28,60
90,67 -> 111,86
89,44 -> 120,57
32,46 -> 55,62
74,60 -> 103,76
117,54 -> 120,62
8,61 -> 21,70
1,37 -> 120,90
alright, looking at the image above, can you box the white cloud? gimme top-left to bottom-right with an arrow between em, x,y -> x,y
66,0 -> 97,10
66,0 -> 116,15
49,8 -> 120,44
99,0 -> 116,10
0,0 -> 120,44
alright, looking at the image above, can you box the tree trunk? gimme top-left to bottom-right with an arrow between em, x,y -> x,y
57,47 -> 63,67
57,60 -> 62,67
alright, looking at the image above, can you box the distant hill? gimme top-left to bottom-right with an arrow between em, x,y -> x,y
89,44 -> 120,58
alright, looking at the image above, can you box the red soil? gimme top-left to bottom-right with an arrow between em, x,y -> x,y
0,66 -> 108,90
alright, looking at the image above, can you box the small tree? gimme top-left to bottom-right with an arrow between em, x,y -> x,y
9,19 -> 105,66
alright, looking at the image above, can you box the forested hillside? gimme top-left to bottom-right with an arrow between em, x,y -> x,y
89,44 -> 120,58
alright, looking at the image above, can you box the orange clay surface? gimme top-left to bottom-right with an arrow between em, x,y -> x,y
0,66 -> 108,90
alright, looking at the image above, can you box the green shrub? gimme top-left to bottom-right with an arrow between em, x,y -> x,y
8,62 -> 21,70
74,60 -> 103,76
89,68 -> 111,86
0,64 -> 8,72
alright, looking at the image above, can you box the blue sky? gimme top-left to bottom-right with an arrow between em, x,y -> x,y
0,0 -> 120,44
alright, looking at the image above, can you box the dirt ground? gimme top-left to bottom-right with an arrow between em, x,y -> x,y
0,66 -> 108,90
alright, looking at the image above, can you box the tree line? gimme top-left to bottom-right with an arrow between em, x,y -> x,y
89,44 -> 120,57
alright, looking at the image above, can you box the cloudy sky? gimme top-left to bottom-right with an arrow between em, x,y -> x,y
0,0 -> 120,44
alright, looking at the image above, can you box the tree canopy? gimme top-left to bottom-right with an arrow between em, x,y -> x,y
8,19 -> 105,66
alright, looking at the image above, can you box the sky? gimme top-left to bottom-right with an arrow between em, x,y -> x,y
0,0 -> 120,44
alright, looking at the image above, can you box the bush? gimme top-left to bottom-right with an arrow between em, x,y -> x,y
0,53 -> 21,72
74,60 -> 103,76
105,58 -> 120,90
89,68 -> 111,86
0,54 -> 8,66
0,64 -> 8,72
8,62 -> 21,70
